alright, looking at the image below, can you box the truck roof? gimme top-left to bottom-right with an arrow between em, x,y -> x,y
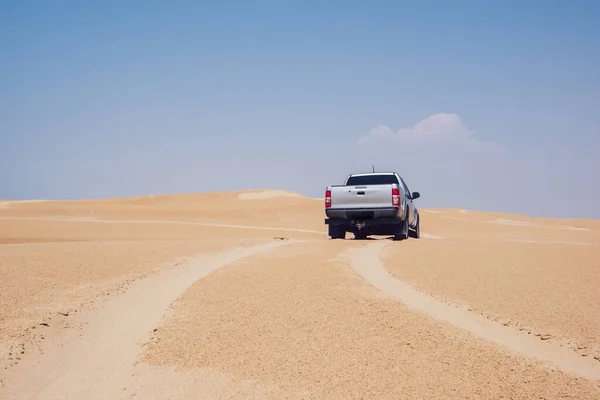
348,172 -> 397,177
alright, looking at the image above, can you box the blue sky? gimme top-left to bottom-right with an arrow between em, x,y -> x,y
1,0 -> 599,218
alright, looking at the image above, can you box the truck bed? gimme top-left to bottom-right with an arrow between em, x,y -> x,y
327,184 -> 396,210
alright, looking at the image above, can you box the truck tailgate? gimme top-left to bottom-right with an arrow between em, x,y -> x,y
330,184 -> 393,209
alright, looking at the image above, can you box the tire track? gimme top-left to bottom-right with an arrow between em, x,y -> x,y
0,239 -> 294,400
346,241 -> 600,381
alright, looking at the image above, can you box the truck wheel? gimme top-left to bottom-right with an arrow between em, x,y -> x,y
409,213 -> 420,239
393,214 -> 409,241
329,225 -> 346,239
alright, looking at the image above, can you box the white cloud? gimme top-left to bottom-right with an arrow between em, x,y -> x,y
358,113 -> 504,157
355,113 -> 508,211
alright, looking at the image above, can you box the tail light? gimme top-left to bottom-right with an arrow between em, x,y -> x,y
392,187 -> 400,206
325,190 -> 331,208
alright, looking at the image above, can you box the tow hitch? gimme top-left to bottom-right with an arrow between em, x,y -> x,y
355,221 -> 366,230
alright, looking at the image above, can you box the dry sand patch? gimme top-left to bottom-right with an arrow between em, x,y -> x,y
418,209 -> 599,243
381,234 -> 600,361
0,190 -> 325,391
349,241 -> 600,380
0,240 -> 292,399
134,240 -> 600,399
0,216 -> 325,243
0,238 -> 270,374
0,191 -> 325,233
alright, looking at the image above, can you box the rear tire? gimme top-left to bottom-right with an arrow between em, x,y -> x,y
393,214 -> 409,241
329,225 -> 346,240
409,213 -> 420,239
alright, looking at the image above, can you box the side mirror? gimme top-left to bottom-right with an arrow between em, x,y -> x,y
411,192 -> 420,200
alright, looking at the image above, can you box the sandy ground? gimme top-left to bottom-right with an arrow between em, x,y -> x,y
0,191 -> 599,399
382,210 -> 600,360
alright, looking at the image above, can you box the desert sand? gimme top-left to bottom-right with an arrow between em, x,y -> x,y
0,190 -> 599,399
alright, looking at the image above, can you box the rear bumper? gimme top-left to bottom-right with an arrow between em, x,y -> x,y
325,216 -> 402,227
325,207 -> 400,220
325,207 -> 403,230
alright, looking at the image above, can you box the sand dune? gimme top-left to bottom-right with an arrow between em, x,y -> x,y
237,189 -> 304,199
0,190 -> 599,399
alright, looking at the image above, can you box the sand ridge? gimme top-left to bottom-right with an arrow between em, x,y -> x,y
237,190 -> 303,200
0,200 -> 47,209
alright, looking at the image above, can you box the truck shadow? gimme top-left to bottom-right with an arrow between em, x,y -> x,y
351,236 -> 395,241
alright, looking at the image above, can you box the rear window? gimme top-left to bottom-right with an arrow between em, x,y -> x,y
346,174 -> 399,186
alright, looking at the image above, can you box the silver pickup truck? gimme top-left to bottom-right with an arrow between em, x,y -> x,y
324,172 -> 420,240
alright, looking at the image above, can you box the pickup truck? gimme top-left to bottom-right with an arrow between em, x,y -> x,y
324,172 -> 420,240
